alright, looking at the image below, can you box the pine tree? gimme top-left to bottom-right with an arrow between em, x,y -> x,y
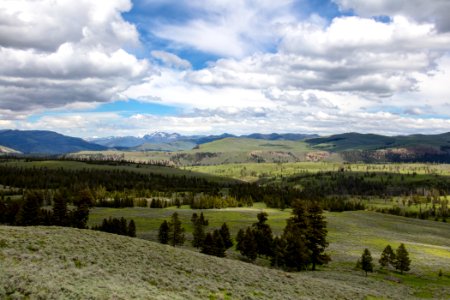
360,248 -> 374,276
252,212 -> 274,257
270,236 -> 286,267
71,188 -> 93,229
240,227 -> 258,261
236,228 -> 245,252
379,245 -> 396,268
219,223 -> 233,249
192,213 -> 207,248
17,190 -> 43,226
199,212 -> 208,226
306,202 -> 330,270
168,212 -> 185,247
128,219 -> 136,237
200,232 -> 214,255
395,243 -> 411,274
212,229 -> 226,257
278,201 -> 311,271
52,190 -> 68,226
158,220 -> 169,244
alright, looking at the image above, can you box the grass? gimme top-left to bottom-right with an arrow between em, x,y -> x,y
187,162 -> 450,182
190,138 -> 312,153
87,205 -> 450,298
0,225 -> 418,300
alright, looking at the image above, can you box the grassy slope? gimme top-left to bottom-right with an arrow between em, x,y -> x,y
1,218 -> 446,300
187,162 -> 450,182
191,138 -> 312,152
87,206 -> 450,299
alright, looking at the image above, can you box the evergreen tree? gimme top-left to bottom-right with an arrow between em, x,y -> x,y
236,228 -> 245,252
201,232 -> 214,255
360,248 -> 374,276
158,220 -> 169,244
71,188 -> 93,229
17,190 -> 43,226
212,229 -> 226,257
128,219 -> 136,237
306,202 -> 330,270
219,222 -> 233,249
168,212 -> 185,247
379,245 -> 396,268
395,243 -> 411,274
240,227 -> 258,261
52,190 -> 68,226
278,201 -> 311,270
252,212 -> 274,257
199,212 -> 208,226
270,236 -> 286,267
192,213 -> 207,248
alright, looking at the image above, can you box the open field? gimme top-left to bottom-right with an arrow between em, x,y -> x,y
88,205 -> 450,298
187,162 -> 450,182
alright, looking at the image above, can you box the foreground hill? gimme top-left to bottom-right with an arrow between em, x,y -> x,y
0,130 -> 106,154
0,225 -> 428,299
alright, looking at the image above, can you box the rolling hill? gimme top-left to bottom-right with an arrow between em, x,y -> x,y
1,224 -> 441,299
0,130 -> 107,154
307,132 -> 450,152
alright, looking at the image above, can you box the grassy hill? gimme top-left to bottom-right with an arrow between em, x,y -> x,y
192,138 -> 311,152
2,214 -> 448,299
307,132 -> 450,152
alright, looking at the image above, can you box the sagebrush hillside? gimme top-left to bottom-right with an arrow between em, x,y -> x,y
0,225 -> 428,300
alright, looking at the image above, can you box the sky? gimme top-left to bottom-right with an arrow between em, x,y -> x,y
1,0 -> 450,138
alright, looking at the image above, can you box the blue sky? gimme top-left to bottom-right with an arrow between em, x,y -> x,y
1,0 -> 450,137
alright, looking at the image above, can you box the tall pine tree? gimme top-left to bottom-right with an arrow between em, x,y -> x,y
379,245 -> 396,268
360,248 -> 374,276
252,212 -> 274,257
219,223 -> 233,249
158,220 -> 169,244
306,202 -> 330,270
168,212 -> 185,247
395,243 -> 411,274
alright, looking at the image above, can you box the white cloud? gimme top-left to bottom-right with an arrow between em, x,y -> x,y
333,0 -> 450,32
151,51 -> 192,69
151,0 -> 295,57
0,0 -> 151,117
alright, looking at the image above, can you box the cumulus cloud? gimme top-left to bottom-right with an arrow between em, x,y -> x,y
0,0 -> 151,118
333,0 -> 450,32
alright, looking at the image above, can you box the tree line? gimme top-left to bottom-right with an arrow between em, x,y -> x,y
357,244 -> 411,276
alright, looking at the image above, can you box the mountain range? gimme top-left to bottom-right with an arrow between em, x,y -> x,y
87,132 -> 319,148
1,130 -> 450,161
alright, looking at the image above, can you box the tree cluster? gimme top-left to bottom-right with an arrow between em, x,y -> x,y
357,244 -> 411,276
0,188 -> 92,229
92,217 -> 136,237
236,202 -> 330,271
158,212 -> 185,247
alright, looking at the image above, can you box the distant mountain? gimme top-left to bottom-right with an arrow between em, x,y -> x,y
143,132 -> 182,143
131,141 -> 197,152
89,132 -> 317,149
243,133 -> 318,141
87,136 -> 144,148
0,130 -> 107,154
